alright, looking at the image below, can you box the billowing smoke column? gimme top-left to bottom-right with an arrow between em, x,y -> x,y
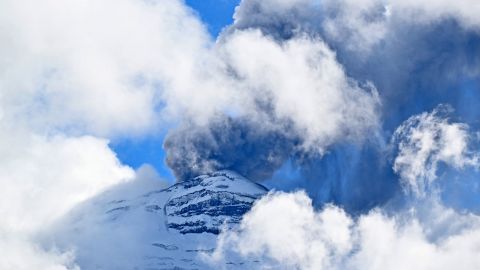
164,0 -> 480,214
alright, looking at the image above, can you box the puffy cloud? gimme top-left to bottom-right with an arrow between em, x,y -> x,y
392,106 -> 479,196
0,132 -> 134,233
231,0 -> 480,55
321,0 -> 389,53
0,0 -> 381,144
211,191 -> 353,269
0,0 -> 218,136
0,235 -> 78,270
0,127 -> 134,268
337,0 -> 480,63
231,0 -> 315,39
220,30 -> 380,151
389,0 -> 480,29
210,191 -> 480,270
164,30 -> 381,181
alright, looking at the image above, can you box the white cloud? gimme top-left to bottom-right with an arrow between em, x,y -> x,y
232,0 -> 480,55
0,0 -> 382,150
328,0 -> 480,55
219,30 -> 380,152
211,191 -> 353,269
211,191 -> 480,270
322,0 -> 389,53
0,0 -> 216,136
389,0 -> 480,29
0,131 -> 135,233
0,235 -> 79,270
392,106 -> 479,196
0,126 -> 134,268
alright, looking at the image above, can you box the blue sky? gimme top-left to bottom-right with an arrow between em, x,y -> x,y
185,0 -> 240,36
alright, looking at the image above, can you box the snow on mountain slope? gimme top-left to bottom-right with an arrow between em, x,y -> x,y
164,171 -> 268,234
46,170 -> 267,269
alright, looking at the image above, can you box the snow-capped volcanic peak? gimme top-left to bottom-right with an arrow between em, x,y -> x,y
49,170 -> 268,269
164,170 -> 268,234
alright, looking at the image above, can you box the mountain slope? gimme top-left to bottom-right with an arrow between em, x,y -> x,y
47,170 -> 267,269
164,171 -> 268,234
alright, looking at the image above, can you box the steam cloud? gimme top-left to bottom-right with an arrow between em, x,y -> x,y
163,0 -> 480,213
210,191 -> 480,270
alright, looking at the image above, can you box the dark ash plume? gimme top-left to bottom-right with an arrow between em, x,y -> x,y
164,116 -> 299,182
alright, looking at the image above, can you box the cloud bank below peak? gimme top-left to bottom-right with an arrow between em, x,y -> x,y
210,190 -> 480,270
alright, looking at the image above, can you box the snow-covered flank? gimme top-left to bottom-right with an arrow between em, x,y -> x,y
46,170 -> 267,269
164,171 -> 268,234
